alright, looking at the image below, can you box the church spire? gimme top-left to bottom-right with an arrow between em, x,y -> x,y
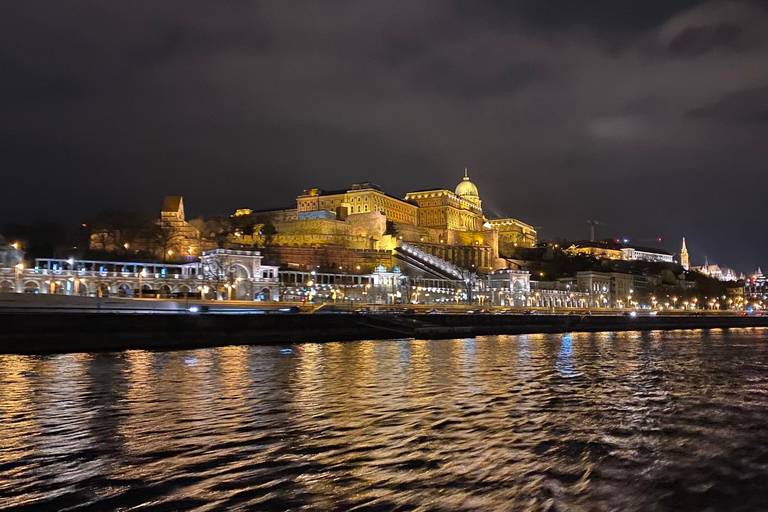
681,237 -> 689,270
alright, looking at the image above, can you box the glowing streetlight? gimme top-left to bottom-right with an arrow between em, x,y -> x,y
138,269 -> 147,298
13,262 -> 24,292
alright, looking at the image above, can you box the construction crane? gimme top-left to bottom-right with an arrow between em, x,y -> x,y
587,220 -> 605,242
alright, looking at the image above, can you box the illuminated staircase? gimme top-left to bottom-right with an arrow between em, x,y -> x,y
393,242 -> 472,282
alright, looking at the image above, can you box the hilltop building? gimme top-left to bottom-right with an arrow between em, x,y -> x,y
565,239 -> 673,264
620,246 -> 674,264
89,196 -> 208,259
692,257 -> 738,281
158,196 -> 203,257
564,240 -> 624,260
745,268 -> 766,302
251,169 -> 537,273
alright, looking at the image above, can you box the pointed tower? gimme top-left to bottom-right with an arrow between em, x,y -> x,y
681,238 -> 689,270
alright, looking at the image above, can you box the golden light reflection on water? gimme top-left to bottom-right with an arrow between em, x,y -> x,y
0,355 -> 37,476
2,329 -> 768,510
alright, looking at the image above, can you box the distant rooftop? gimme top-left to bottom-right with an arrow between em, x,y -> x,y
627,245 -> 673,256
568,239 -> 672,256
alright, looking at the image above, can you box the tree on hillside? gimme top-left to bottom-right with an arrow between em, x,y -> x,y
88,210 -> 152,253
145,223 -> 184,262
384,220 -> 398,237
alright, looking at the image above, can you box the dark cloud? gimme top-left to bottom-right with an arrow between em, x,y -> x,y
687,85 -> 768,124
452,0 -> 709,43
413,57 -> 543,99
668,23 -> 742,57
1,0 -> 768,271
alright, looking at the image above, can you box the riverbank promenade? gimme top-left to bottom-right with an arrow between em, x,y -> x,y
2,294 -> 766,354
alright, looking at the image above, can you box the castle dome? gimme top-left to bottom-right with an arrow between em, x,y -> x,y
455,168 -> 479,198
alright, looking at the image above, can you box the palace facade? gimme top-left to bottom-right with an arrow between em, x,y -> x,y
86,170 -> 537,285
254,169 -> 536,273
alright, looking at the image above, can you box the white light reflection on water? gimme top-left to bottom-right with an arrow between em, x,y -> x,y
556,333 -> 580,378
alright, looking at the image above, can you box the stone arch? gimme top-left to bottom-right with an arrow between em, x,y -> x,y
98,283 -> 111,297
117,283 -> 133,297
257,287 -> 271,301
236,281 -> 253,300
77,282 -> 90,296
0,280 -> 14,293
52,281 -> 67,294
178,285 -> 192,297
24,281 -> 40,294
159,284 -> 172,299
231,263 -> 251,279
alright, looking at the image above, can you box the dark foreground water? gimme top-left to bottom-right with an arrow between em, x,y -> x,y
2,329 -> 768,511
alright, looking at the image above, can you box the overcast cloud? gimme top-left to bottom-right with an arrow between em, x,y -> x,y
2,0 -> 767,270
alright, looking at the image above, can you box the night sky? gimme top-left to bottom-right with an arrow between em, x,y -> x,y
2,1 -> 767,272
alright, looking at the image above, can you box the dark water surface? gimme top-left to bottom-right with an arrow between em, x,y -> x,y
3,329 -> 768,511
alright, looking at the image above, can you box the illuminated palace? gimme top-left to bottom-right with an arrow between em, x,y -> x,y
257,169 -> 536,273
74,169 -> 547,305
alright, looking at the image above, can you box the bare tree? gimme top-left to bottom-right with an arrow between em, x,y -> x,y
146,223 -> 184,262
199,252 -> 242,299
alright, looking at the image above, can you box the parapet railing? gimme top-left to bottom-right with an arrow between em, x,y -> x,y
397,242 -> 470,281
0,268 -> 278,282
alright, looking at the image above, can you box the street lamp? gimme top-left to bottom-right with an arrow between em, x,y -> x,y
138,269 -> 147,298
15,263 -> 24,293
306,279 -> 315,303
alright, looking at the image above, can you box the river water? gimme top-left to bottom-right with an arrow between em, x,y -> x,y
2,329 -> 768,511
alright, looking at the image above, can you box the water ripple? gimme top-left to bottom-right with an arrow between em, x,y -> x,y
2,329 -> 768,510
